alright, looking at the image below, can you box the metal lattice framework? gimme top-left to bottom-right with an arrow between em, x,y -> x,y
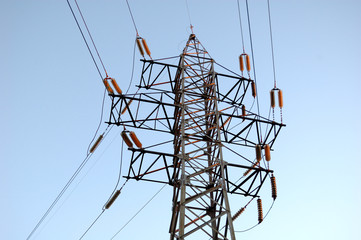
106,34 -> 284,239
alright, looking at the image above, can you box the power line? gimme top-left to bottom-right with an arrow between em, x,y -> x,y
125,0 -> 139,35
87,89 -> 107,154
28,1 -> 131,239
235,199 -> 275,233
185,0 -> 193,32
245,0 -> 263,142
67,0 -> 112,155
125,38 -> 137,94
74,0 -> 108,76
237,0 -> 245,52
267,0 -> 277,89
66,0 -> 103,80
26,126 -> 113,240
79,210 -> 105,239
79,133 -> 128,239
110,184 -> 167,239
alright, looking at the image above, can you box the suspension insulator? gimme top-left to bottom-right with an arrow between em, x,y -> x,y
111,78 -> 122,95
121,131 -> 133,148
254,158 -> 261,166
221,116 -> 232,129
232,207 -> 245,221
243,158 -> 261,176
278,89 -> 283,108
136,38 -> 144,57
270,90 -> 275,108
242,105 -> 246,117
251,81 -> 257,98
89,134 -> 103,153
142,38 -> 151,57
243,168 -> 252,177
121,99 -> 133,115
255,144 -> 262,161
239,55 -> 244,73
105,190 -> 121,209
103,79 -> 114,94
129,131 -> 142,148
246,54 -> 251,72
257,198 -> 263,223
264,144 -> 271,161
271,175 -> 277,200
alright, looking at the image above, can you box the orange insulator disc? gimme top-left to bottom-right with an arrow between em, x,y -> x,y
129,131 -> 142,148
251,81 -> 257,98
142,38 -> 151,57
136,38 -> 144,57
278,89 -> 283,108
239,55 -> 244,72
270,90 -> 275,108
111,78 -> 122,95
103,79 -> 114,94
264,144 -> 271,161
255,144 -> 262,161
245,54 -> 251,72
121,131 -> 133,148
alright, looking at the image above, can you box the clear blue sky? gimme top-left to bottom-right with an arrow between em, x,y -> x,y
1,0 -> 361,239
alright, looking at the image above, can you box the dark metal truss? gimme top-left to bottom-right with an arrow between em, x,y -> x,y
105,55 -> 285,193
106,34 -> 285,240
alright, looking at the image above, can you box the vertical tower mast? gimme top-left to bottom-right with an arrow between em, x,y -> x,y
170,34 -> 235,239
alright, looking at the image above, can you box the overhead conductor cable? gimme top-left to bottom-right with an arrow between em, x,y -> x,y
27,2 -> 114,239
267,0 -> 284,123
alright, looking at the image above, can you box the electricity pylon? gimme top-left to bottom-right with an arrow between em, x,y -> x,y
106,34 -> 284,239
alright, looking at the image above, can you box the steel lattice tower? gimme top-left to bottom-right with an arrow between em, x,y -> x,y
106,34 -> 284,239
170,34 -> 235,239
